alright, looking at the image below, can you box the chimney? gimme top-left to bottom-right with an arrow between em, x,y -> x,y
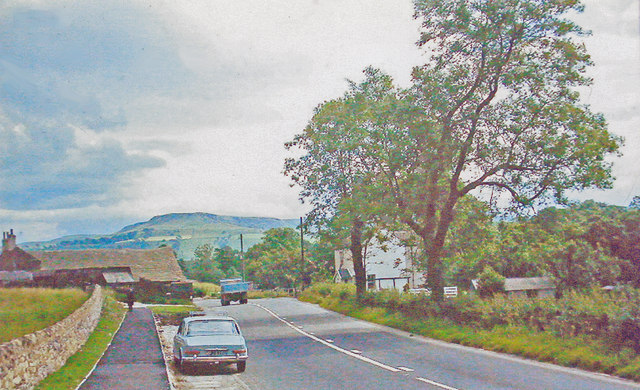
2,229 -> 17,251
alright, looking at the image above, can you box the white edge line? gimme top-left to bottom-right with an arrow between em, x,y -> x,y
74,302 -> 128,390
416,377 -> 460,390
252,303 -> 400,373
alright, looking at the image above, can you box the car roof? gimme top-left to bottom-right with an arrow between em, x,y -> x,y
183,315 -> 237,324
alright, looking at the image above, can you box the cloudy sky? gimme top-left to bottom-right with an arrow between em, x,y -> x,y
0,0 -> 638,243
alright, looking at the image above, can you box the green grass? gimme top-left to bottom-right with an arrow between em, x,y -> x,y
300,285 -> 640,382
34,292 -> 126,390
248,289 -> 293,299
193,281 -> 221,297
0,287 -> 88,343
192,281 -> 291,300
149,304 -> 198,326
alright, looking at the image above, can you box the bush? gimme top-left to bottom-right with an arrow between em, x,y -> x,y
299,282 -> 640,381
476,265 -> 505,298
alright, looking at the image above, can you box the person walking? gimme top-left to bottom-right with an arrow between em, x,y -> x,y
126,288 -> 135,310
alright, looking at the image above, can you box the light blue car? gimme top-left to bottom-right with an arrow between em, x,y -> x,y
173,315 -> 248,372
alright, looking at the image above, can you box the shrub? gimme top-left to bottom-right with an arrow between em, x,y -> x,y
475,265 -> 505,298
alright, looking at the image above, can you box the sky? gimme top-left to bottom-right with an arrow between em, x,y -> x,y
0,0 -> 638,243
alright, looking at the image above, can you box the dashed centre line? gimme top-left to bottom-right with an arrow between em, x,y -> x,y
416,377 -> 461,390
252,302 -> 464,390
252,303 -> 400,373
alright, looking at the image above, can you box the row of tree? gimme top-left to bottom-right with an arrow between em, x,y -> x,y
441,198 -> 640,293
180,197 -> 640,296
283,0 -> 621,300
180,228 -> 334,289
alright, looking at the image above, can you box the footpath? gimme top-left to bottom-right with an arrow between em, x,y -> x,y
79,307 -> 170,390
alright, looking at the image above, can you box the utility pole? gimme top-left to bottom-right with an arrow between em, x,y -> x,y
299,217 -> 304,294
240,234 -> 245,281
300,217 -> 304,266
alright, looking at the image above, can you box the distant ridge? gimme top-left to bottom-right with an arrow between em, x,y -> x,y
21,212 -> 299,259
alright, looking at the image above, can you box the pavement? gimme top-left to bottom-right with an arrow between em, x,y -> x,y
79,307 -> 171,390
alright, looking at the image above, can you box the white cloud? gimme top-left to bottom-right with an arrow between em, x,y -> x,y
1,0 -> 638,242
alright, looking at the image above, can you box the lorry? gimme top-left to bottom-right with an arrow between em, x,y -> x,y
220,278 -> 251,306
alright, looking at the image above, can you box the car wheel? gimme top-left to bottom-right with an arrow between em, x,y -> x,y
237,361 -> 246,373
240,298 -> 247,304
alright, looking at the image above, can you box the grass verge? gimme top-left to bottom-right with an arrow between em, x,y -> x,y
34,292 -> 126,390
300,286 -> 640,382
150,304 -> 198,326
248,289 -> 292,299
0,287 -> 88,343
193,281 -> 221,297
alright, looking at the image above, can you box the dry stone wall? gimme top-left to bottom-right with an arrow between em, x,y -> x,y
0,285 -> 104,390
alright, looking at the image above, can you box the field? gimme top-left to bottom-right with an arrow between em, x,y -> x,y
0,287 -> 88,343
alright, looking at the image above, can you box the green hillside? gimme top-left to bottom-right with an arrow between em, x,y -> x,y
21,213 -> 299,259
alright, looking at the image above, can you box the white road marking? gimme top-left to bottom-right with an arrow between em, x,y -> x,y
325,339 -> 334,343
416,377 -> 460,390
397,366 -> 414,372
252,303 -> 400,373
350,349 -> 362,354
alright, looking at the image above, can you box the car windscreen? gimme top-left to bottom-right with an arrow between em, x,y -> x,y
186,320 -> 238,336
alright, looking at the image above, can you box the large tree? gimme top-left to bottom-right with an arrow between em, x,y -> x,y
366,0 -> 620,300
284,73 -> 393,296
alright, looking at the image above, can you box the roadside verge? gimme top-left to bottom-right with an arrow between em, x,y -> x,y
36,292 -> 126,390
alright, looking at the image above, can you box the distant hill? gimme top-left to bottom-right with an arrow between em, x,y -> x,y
21,213 -> 300,259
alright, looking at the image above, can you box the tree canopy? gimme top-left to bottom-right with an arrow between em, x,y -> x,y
285,0 -> 622,300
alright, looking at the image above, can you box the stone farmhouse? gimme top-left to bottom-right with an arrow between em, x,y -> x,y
0,229 -> 190,297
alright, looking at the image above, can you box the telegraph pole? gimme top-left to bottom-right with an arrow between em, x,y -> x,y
300,217 -> 304,266
299,217 -> 304,294
240,233 -> 245,280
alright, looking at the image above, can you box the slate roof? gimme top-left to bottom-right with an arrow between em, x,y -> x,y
102,271 -> 135,284
0,247 -> 41,271
503,277 -> 555,291
30,247 -> 185,282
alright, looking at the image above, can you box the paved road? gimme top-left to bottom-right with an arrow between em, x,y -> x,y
80,307 -> 170,390
196,297 -> 640,390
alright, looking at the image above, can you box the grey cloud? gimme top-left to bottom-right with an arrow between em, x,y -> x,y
0,3 -> 185,210
0,117 -> 164,210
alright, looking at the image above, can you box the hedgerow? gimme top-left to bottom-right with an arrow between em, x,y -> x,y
299,283 -> 640,381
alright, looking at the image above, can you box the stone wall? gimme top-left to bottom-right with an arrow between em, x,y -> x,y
0,285 -> 104,390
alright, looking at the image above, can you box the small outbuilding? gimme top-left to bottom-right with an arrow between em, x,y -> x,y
473,276 -> 556,298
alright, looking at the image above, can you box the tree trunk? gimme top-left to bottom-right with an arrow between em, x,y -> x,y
422,201 -> 457,302
350,218 -> 367,297
423,238 -> 444,301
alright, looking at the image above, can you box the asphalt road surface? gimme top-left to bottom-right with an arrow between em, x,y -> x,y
195,297 -> 640,390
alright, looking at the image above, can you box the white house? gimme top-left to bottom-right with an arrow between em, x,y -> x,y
334,231 -> 425,290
